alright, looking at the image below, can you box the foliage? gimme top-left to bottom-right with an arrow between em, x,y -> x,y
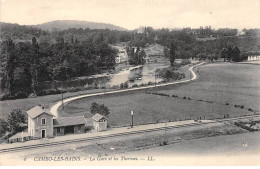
90,102 -> 110,117
156,67 -> 185,81
1,22 -> 259,101
6,109 -> 26,134
220,46 -> 241,62
127,47 -> 146,65
0,118 -> 8,137
0,35 -> 117,99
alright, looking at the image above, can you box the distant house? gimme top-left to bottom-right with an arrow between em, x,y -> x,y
53,116 -> 86,136
92,113 -> 109,132
27,105 -> 54,138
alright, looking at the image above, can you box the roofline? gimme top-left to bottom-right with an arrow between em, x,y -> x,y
53,116 -> 86,127
92,116 -> 109,121
28,112 -> 54,119
54,115 -> 85,119
53,123 -> 85,127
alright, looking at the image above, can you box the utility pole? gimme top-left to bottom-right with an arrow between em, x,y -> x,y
131,111 -> 134,128
154,71 -> 156,87
62,90 -> 64,111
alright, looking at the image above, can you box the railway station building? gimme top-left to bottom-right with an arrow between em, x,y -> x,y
8,105 -> 109,143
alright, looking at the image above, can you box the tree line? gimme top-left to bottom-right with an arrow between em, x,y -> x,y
1,23 -> 260,100
0,35 -> 117,99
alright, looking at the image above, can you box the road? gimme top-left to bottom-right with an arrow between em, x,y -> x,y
50,62 -> 205,118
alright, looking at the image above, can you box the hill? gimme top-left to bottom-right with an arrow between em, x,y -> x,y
32,20 -> 128,31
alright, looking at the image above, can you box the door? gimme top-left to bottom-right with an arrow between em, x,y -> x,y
41,129 -> 46,138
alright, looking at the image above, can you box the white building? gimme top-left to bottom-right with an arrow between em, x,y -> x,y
92,113 -> 109,132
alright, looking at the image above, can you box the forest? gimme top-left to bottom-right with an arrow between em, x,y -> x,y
1,22 -> 260,100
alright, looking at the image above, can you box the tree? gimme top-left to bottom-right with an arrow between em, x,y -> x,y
169,41 -> 177,66
231,46 -> 241,62
30,37 -> 40,95
221,48 -> 228,61
7,109 -> 26,134
90,102 -> 110,117
0,119 -> 8,136
1,38 -> 17,96
163,47 -> 169,58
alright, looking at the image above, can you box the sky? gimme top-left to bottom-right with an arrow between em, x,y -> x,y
1,0 -> 260,30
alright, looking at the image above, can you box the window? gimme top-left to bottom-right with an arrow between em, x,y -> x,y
57,127 -> 60,133
41,118 -> 46,125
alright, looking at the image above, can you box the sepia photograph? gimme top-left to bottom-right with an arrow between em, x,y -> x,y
0,0 -> 260,166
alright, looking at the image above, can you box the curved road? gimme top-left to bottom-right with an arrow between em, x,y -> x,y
50,62 -> 205,118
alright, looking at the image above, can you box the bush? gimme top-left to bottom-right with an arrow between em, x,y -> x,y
0,94 -> 11,101
248,108 -> 253,112
183,96 -> 186,99
241,105 -> 244,109
120,83 -> 124,89
14,92 -> 27,99
147,81 -> 153,85
132,84 -> 138,88
85,126 -> 93,132
188,97 -> 191,100
124,82 -> 129,88
67,87 -> 78,92
180,59 -> 191,66
225,103 -> 229,105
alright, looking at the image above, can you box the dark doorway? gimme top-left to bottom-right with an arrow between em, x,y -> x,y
64,125 -> 74,134
41,130 -> 46,138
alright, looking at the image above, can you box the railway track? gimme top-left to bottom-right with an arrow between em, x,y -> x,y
0,114 -> 259,154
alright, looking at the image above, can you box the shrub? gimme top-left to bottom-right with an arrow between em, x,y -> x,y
147,81 -> 153,85
123,82 -> 129,88
132,84 -> 138,88
160,140 -> 168,146
120,83 -> 124,89
234,105 -> 238,107
0,94 -> 11,101
183,96 -> 186,99
241,105 -> 244,109
85,126 -> 93,132
188,97 -> 191,100
248,108 -> 253,112
67,87 -> 78,92
14,92 -> 27,99
226,103 -> 229,105
180,59 -> 191,66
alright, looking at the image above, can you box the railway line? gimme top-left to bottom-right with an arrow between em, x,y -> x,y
0,114 -> 259,154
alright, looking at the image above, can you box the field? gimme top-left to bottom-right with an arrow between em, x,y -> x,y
59,63 -> 260,127
0,88 -> 115,119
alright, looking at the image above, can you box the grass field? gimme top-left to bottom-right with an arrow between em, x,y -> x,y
59,63 -> 260,127
0,62 -> 189,120
0,88 -> 115,119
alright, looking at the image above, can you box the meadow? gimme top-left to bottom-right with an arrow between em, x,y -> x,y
59,63 -> 260,127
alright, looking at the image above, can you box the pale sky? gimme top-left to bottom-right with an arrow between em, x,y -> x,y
1,0 -> 260,30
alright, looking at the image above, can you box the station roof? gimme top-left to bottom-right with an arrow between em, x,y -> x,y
92,113 -> 108,122
53,116 -> 87,127
27,105 -> 54,119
